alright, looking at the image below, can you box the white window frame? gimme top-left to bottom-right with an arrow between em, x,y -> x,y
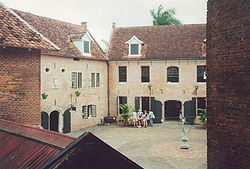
72,72 -> 83,89
90,72 -> 100,88
82,32 -> 93,56
125,35 -> 143,56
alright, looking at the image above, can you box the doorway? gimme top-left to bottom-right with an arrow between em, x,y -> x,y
141,97 -> 150,112
164,100 -> 182,120
50,111 -> 59,132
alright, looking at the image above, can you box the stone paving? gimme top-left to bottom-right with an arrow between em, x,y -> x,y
68,122 -> 207,169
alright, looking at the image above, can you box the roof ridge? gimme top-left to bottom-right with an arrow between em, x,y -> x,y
115,24 -> 206,29
13,9 -> 82,28
0,119 -> 75,148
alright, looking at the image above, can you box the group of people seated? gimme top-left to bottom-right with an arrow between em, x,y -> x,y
131,109 -> 155,128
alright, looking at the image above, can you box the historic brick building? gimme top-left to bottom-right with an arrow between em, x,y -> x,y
108,25 -> 206,122
207,0 -> 250,168
1,2 -> 207,133
0,2 -> 57,126
15,10 -> 108,133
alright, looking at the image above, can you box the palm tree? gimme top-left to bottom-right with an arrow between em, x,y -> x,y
150,4 -> 181,25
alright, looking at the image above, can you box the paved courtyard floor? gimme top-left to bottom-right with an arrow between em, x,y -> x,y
68,122 -> 207,169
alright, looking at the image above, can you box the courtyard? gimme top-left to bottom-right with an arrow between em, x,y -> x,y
68,122 -> 207,169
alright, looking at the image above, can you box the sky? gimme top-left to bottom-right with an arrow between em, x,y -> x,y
1,0 -> 207,50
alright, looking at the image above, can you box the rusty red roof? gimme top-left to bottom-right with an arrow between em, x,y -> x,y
108,24 -> 206,60
0,119 -> 75,169
14,10 -> 107,60
0,2 -> 59,50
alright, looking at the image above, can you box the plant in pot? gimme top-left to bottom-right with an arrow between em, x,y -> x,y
41,93 -> 48,99
198,108 -> 207,129
75,91 -> 81,97
119,104 -> 132,126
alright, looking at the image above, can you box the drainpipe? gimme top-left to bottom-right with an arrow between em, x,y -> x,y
107,61 -> 110,116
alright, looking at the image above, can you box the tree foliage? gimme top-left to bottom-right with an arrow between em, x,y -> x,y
150,4 -> 181,25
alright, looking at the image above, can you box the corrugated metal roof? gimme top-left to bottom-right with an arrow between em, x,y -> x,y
0,119 -> 76,169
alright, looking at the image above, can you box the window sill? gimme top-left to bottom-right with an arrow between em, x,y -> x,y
141,82 -> 150,84
128,54 -> 141,56
197,82 -> 206,84
167,82 -> 179,84
83,52 -> 91,56
118,82 -> 127,84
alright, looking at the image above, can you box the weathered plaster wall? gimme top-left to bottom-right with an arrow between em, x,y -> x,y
41,55 -> 108,132
109,60 -> 206,118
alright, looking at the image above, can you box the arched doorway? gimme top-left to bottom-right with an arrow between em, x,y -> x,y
164,100 -> 182,120
50,111 -> 59,132
41,112 -> 49,130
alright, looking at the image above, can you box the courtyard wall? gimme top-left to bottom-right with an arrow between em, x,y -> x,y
207,0 -> 250,168
0,47 -> 41,125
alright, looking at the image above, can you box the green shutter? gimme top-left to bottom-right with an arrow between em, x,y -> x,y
135,97 -> 140,111
150,97 -> 155,111
41,112 -> 49,130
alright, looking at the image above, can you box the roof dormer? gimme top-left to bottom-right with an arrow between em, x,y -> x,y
82,32 -> 93,56
125,35 -> 143,56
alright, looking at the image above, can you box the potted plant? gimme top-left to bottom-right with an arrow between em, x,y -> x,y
75,91 -> 81,97
148,84 -> 152,95
41,93 -> 48,99
198,108 -> 207,129
119,104 -> 132,126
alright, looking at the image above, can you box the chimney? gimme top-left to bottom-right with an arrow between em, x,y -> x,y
81,22 -> 87,29
112,22 -> 116,28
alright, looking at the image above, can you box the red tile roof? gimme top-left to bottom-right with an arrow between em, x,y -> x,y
0,2 -> 58,50
108,24 -> 206,60
14,10 -> 107,60
0,119 -> 75,169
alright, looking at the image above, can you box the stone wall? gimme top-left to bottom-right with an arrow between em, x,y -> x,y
0,47 -> 40,125
207,0 -> 250,168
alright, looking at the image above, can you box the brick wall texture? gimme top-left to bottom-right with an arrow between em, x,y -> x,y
207,0 -> 250,169
0,47 -> 41,125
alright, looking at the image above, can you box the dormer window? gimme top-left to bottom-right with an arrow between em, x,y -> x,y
125,35 -> 143,56
83,40 -> 90,53
82,32 -> 93,56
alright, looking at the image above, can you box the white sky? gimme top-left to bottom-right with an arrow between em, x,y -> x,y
1,0 -> 207,50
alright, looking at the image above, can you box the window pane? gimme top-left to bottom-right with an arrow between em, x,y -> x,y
84,41 -> 90,53
130,44 -> 139,55
91,73 -> 95,87
96,73 -> 100,87
119,66 -> 127,82
167,67 -> 179,82
82,106 -> 88,119
197,66 -> 206,82
78,73 -> 82,88
141,66 -> 150,82
72,72 -> 77,88
88,105 -> 92,117
118,96 -> 127,114
91,105 -> 96,117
